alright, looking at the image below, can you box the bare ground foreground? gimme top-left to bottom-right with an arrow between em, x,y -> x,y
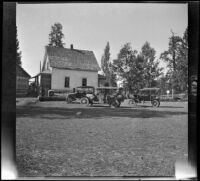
16,99 -> 188,177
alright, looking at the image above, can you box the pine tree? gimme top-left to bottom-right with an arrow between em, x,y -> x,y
101,42 -> 111,85
48,23 -> 65,48
160,28 -> 188,93
16,26 -> 22,66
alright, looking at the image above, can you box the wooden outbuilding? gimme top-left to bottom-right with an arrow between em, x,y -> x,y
16,64 -> 31,97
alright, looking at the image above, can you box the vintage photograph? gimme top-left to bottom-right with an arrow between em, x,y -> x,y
16,3 -> 188,177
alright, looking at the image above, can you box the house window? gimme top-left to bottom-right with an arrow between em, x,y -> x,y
65,77 -> 70,88
82,78 -> 87,86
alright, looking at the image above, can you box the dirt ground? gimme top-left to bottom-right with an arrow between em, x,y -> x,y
16,99 -> 188,177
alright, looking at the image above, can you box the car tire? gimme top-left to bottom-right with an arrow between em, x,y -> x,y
110,99 -> 118,108
80,97 -> 89,105
117,102 -> 121,107
115,100 -> 121,107
151,100 -> 160,107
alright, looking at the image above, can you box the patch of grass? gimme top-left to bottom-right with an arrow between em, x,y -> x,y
16,102 -> 188,177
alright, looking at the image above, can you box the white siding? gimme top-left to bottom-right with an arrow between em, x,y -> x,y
51,68 -> 98,89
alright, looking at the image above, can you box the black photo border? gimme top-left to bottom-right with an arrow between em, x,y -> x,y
1,1 -> 199,180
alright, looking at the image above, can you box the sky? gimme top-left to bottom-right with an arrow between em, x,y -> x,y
17,3 -> 188,77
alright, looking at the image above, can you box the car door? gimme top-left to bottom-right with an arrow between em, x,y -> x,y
141,91 -> 149,101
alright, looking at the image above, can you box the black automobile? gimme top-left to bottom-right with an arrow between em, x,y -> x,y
80,87 -> 126,107
66,86 -> 95,103
129,88 -> 161,107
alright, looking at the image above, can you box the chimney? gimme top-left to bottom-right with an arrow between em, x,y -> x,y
70,44 -> 73,50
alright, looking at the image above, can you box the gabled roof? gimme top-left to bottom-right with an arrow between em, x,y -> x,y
16,64 -> 31,78
46,46 -> 101,71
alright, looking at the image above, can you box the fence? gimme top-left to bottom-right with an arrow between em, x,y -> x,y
160,93 -> 188,101
160,95 -> 173,100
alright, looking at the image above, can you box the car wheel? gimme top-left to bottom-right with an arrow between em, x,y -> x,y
151,100 -> 160,107
117,102 -> 121,107
115,100 -> 121,107
80,97 -> 89,105
128,99 -> 137,107
110,99 -> 119,108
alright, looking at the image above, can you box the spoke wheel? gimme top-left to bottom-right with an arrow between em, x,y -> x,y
151,100 -> 160,107
113,100 -> 120,108
80,97 -> 89,105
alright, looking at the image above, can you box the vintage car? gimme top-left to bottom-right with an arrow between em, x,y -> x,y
128,88 -> 161,107
66,86 -> 95,103
80,87 -> 126,108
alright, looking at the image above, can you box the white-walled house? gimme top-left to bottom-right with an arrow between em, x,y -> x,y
33,45 -> 100,95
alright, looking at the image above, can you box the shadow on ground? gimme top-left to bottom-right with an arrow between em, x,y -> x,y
122,105 -> 185,109
16,104 -> 187,120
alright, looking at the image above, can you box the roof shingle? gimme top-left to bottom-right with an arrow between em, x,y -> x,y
46,46 -> 101,71
16,64 -> 31,78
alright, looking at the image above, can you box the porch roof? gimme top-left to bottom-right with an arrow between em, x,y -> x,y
31,69 -> 52,78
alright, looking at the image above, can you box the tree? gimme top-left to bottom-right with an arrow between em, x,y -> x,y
160,30 -> 182,71
113,43 -> 142,92
157,74 -> 171,95
16,26 -> 22,66
113,42 -> 163,92
101,42 -> 111,84
160,28 -> 188,93
140,41 -> 163,87
177,27 -> 188,91
101,42 -> 117,86
108,62 -> 117,87
48,23 -> 65,48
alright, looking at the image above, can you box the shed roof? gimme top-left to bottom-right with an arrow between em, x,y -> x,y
16,64 -> 31,78
32,69 -> 52,78
46,46 -> 101,71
